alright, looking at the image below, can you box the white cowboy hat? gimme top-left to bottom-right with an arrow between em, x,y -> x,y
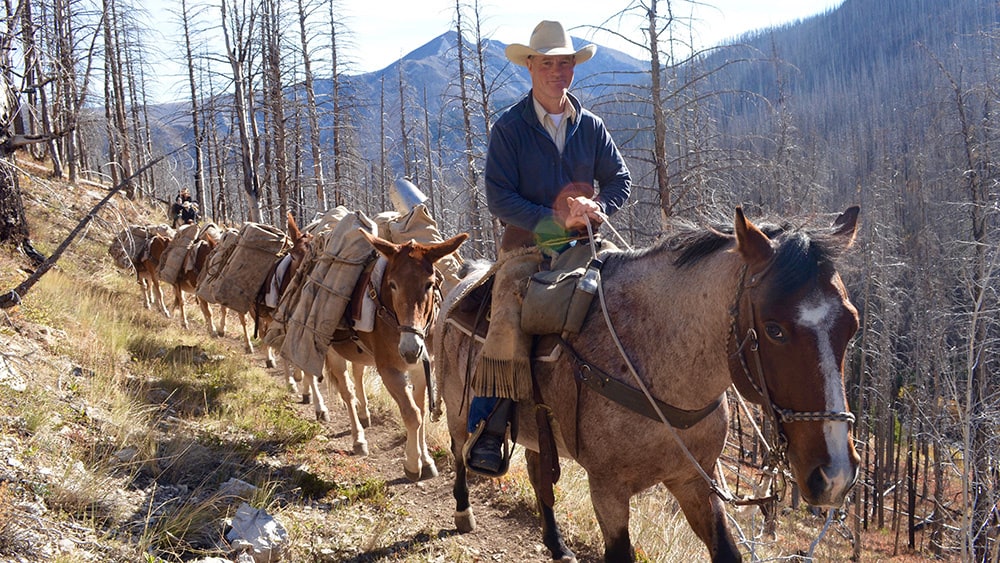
505,20 -> 596,67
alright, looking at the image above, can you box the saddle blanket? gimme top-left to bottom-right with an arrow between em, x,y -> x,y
353,256 -> 386,333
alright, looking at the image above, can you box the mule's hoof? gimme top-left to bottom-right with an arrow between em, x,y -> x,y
404,467 -> 421,482
266,359 -> 276,369
316,410 -> 329,422
301,393 -> 311,404
353,442 -> 369,456
360,417 -> 371,429
421,463 -> 439,480
455,508 -> 476,533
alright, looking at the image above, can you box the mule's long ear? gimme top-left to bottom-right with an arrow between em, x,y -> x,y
359,228 -> 400,258
287,211 -> 302,239
734,207 -> 774,267
425,233 -> 469,264
830,206 -> 860,249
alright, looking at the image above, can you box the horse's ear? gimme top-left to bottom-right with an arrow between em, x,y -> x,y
830,206 -> 860,249
733,207 -> 774,267
424,233 -> 469,264
359,228 -> 399,258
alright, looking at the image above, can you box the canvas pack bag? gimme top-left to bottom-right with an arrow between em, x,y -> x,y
275,210 -> 377,376
263,206 -> 353,353
108,224 -> 174,270
380,204 -> 464,292
210,222 -> 289,314
195,227 -> 241,304
157,223 -> 200,284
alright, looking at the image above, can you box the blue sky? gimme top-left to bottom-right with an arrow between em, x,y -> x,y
145,0 -> 844,103
349,0 -> 844,73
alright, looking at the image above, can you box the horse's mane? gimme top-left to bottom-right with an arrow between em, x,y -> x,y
606,216 -> 849,299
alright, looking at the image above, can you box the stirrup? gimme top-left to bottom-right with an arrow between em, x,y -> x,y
463,420 -> 512,478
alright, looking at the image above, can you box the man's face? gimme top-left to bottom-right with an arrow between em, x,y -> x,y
527,55 -> 575,102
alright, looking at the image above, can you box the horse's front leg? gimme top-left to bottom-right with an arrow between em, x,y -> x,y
380,366 -> 435,482
588,475 -> 636,562
525,449 -> 576,562
669,474 -> 742,563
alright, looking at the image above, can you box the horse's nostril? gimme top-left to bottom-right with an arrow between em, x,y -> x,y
807,466 -> 831,499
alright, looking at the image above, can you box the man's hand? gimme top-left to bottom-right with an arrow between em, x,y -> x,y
564,196 -> 604,230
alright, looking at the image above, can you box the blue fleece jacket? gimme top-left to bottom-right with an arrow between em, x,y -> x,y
484,91 -> 631,242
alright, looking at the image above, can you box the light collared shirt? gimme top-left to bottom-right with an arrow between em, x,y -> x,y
532,95 -> 577,155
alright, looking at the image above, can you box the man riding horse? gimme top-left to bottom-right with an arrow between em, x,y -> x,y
464,20 -> 632,476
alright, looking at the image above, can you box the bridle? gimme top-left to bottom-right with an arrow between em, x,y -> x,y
369,261 -> 443,412
372,264 -> 443,340
728,261 -> 856,456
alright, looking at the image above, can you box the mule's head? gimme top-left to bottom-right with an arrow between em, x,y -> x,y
360,230 -> 468,364
286,212 -> 315,269
732,206 -> 861,508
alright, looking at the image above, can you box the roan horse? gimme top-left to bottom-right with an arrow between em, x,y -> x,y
434,207 -> 862,562
326,230 -> 468,481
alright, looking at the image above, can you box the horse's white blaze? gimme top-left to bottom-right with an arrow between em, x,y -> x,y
797,293 -> 854,490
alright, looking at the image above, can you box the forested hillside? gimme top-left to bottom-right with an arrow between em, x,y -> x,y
0,0 -> 998,560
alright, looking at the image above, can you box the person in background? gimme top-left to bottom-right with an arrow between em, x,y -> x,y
170,188 -> 199,228
464,20 -> 631,476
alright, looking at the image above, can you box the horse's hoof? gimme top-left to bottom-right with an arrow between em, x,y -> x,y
266,359 -> 277,369
420,464 -> 439,480
353,442 -> 369,456
360,417 -> 371,429
301,393 -> 311,404
455,508 -> 476,533
316,410 -> 329,422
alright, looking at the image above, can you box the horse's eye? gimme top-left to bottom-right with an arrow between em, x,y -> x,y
389,281 -> 398,291
764,322 -> 786,342
425,282 -> 434,293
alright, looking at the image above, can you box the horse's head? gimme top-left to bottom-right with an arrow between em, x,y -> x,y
360,230 -> 468,364
731,206 -> 861,508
